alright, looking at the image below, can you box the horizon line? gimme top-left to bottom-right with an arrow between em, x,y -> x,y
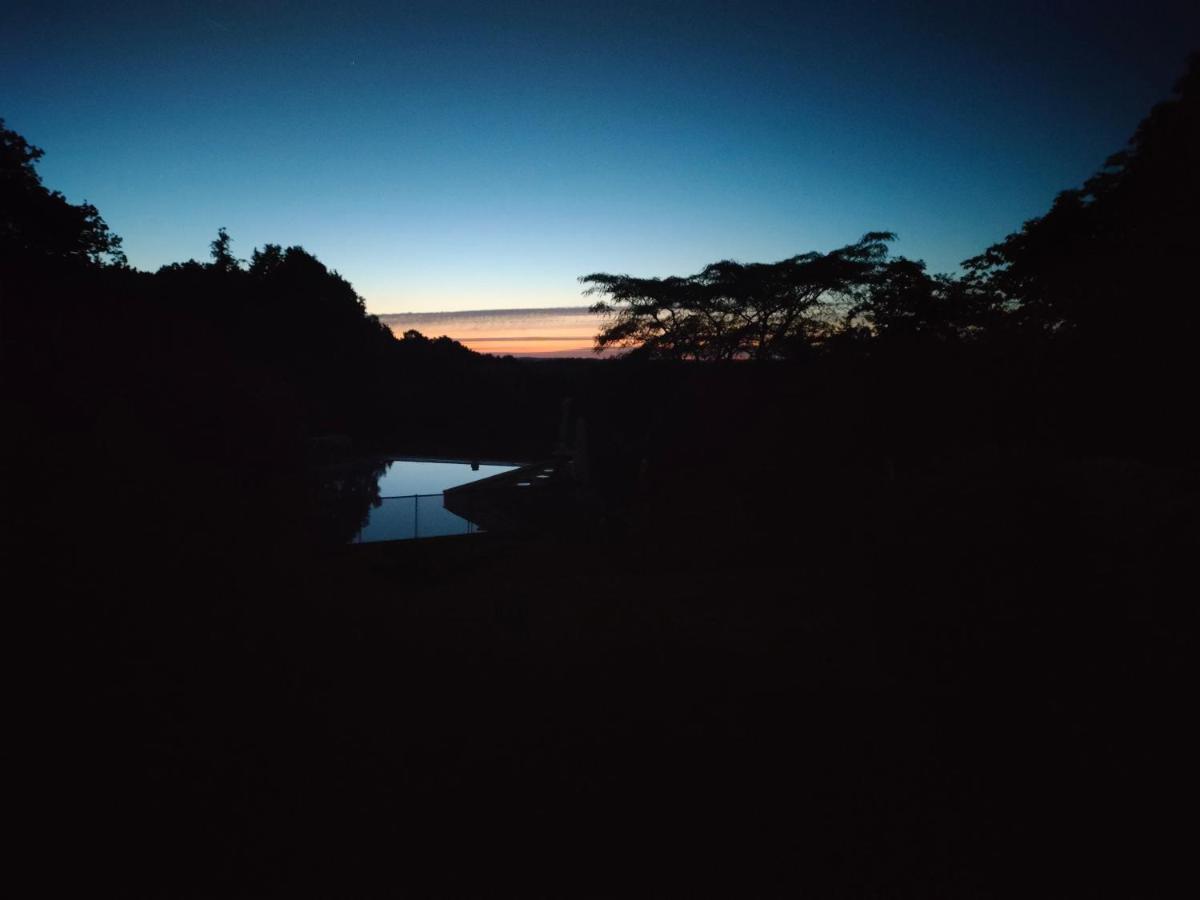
453,336 -> 597,343
376,305 -> 598,318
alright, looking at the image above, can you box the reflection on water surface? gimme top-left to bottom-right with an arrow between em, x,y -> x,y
322,458 -> 519,544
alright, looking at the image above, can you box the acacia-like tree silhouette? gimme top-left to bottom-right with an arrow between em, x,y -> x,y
581,232 -> 896,360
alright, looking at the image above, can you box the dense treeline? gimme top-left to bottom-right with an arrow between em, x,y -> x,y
5,49 -> 1196,617
2,125 -> 566,561
7,51 -> 1197,547
582,53 -> 1198,467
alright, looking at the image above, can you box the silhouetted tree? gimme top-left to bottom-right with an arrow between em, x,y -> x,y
582,233 -> 896,360
954,53 -> 1200,460
0,118 -> 125,270
249,242 -> 285,277
847,258 -> 1000,341
963,53 -> 1199,342
209,226 -> 241,273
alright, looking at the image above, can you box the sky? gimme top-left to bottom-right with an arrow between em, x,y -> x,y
3,1 -> 1198,314
378,307 -> 615,356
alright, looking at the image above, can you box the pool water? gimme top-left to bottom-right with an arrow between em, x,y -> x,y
353,458 -> 519,543
375,459 -> 517,498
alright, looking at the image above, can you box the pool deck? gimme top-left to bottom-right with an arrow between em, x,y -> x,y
443,457 -> 576,534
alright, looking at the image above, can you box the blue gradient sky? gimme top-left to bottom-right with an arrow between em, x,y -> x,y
3,1 -> 1197,312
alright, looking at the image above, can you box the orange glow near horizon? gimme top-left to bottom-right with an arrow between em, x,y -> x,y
459,338 -> 592,356
380,308 -> 622,358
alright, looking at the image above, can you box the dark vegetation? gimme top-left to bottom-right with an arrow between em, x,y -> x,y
6,54 -> 1197,897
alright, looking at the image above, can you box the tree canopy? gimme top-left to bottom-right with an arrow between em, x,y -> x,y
963,52 -> 1199,341
845,258 -> 1001,342
1,118 -> 125,270
582,233 -> 898,360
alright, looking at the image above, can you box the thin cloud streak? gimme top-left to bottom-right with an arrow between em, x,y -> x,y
378,306 -> 614,357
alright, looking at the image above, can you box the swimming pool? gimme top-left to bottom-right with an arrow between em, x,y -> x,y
351,458 -> 520,543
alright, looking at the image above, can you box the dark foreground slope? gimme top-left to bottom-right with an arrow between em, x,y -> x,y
39,435 -> 1196,898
